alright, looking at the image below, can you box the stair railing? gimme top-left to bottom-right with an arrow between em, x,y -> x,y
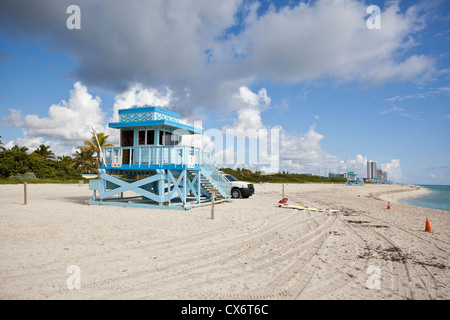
199,150 -> 230,198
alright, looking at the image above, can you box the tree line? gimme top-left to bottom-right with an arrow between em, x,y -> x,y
0,134 -> 349,184
220,167 -> 348,184
0,133 -> 112,182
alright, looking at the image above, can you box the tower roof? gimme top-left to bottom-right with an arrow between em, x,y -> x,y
108,106 -> 202,134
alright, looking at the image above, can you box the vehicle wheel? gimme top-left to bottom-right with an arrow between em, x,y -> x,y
231,188 -> 242,198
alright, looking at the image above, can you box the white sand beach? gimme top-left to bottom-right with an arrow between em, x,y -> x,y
0,183 -> 448,300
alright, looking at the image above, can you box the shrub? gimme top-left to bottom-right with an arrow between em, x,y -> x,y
8,172 -> 38,182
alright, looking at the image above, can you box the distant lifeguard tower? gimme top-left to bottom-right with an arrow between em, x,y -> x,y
86,106 -> 231,210
345,171 -> 364,186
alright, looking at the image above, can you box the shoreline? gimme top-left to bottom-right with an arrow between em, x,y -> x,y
398,185 -> 431,203
400,185 -> 449,212
368,184 -> 428,203
0,183 -> 448,300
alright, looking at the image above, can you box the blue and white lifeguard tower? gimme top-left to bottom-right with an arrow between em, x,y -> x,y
345,171 -> 364,186
86,106 -> 231,210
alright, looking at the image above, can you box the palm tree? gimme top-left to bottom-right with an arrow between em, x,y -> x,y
84,132 -> 113,177
11,145 -> 29,153
0,136 -> 5,151
71,148 -> 96,174
33,144 -> 55,160
57,155 -> 73,166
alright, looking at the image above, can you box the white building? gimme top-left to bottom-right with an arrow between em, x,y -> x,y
367,161 -> 377,179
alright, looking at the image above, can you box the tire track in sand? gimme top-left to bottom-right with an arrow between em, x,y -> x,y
48,209 -> 323,298
139,213 -> 338,300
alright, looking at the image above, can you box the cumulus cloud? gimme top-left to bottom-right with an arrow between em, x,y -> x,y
2,82 -> 404,181
207,87 -> 403,178
208,86 -> 272,166
225,86 -> 271,133
380,159 -> 402,181
233,86 -> 271,109
0,0 -> 437,112
1,0 -> 424,174
0,0 -> 243,110
206,86 -> 372,175
280,125 -> 339,173
214,0 -> 435,86
111,84 -> 174,122
2,82 -> 105,153
337,154 -> 368,176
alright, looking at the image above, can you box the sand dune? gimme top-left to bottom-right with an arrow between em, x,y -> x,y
0,183 -> 448,300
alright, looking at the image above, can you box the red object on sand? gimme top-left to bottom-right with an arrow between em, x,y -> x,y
278,198 -> 288,206
425,218 -> 432,233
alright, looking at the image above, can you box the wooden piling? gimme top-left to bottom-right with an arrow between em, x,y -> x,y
24,182 -> 27,205
211,190 -> 215,220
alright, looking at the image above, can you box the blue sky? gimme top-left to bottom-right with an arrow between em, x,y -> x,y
0,0 -> 449,184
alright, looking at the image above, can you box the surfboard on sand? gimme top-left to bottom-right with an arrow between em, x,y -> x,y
278,198 -> 339,212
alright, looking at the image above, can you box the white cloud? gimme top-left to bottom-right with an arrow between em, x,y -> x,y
14,136 -> 79,157
0,0 -> 437,114
2,82 -> 194,156
380,159 -> 402,181
212,86 -> 368,174
111,84 -> 174,122
379,105 -> 423,121
2,82 -> 105,154
233,86 -> 271,108
214,0 -> 435,86
2,83 -> 404,181
379,106 -> 406,115
280,124 -> 341,173
4,82 -> 104,141
3,109 -> 22,126
338,154 -> 368,176
224,86 -> 271,133
212,87 -> 404,179
2,82 -> 197,156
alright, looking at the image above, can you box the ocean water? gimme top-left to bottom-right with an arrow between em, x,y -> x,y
405,185 -> 450,212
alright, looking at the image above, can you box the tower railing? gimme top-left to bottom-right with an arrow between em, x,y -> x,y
101,145 -> 230,198
102,145 -> 202,168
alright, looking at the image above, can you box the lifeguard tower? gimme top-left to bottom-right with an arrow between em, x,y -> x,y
345,171 -> 364,186
86,106 -> 231,210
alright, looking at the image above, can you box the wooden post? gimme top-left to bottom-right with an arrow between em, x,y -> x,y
78,180 -> 83,187
24,182 -> 27,205
211,190 -> 215,220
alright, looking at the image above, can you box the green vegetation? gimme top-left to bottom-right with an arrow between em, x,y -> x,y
0,145 -> 82,182
71,148 -> 96,174
0,132 -> 110,184
8,172 -> 38,181
0,136 -> 5,151
33,144 -> 56,160
219,167 -> 348,184
1,132 -> 349,185
84,132 -> 113,178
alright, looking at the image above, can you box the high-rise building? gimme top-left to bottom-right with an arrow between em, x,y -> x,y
377,169 -> 383,181
367,161 -> 377,179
